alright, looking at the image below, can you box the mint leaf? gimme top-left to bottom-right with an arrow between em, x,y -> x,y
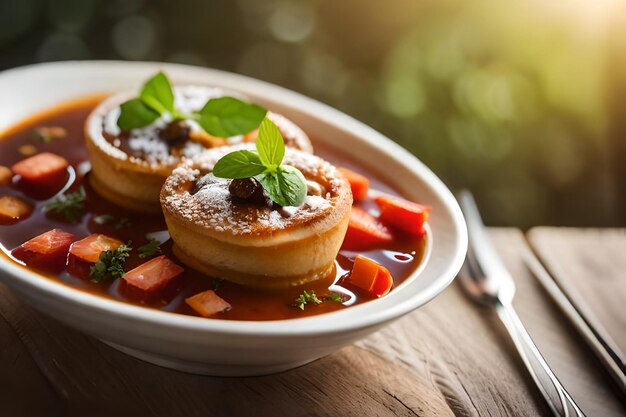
255,117 -> 284,168
276,165 -> 307,206
213,150 -> 267,179
196,97 -> 266,137
257,166 -> 306,207
211,116 -> 307,206
118,72 -> 174,130
140,71 -> 174,113
256,171 -> 281,203
117,98 -> 160,130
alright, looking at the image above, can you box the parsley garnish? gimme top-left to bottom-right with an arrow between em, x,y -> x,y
43,190 -> 86,222
36,131 -> 52,144
324,292 -> 344,303
93,214 -> 132,229
293,290 -> 322,310
138,239 -> 161,259
115,217 -> 132,229
34,126 -> 66,143
213,117 -> 307,207
292,290 -> 344,310
89,242 -> 132,283
117,72 -> 266,137
93,214 -> 115,225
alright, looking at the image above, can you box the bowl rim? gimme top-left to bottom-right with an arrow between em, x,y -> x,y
0,60 -> 467,337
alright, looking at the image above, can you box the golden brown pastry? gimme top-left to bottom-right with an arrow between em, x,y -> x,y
85,87 -> 313,212
160,144 -> 352,288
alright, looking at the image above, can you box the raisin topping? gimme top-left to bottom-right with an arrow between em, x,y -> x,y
160,121 -> 191,144
229,178 -> 266,205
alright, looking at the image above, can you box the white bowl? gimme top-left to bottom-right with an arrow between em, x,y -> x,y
0,61 -> 467,376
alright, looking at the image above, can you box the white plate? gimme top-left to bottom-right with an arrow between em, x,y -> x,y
0,61 -> 467,376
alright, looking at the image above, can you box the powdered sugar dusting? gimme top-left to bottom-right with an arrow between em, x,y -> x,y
99,86 -> 233,167
304,195 -> 329,211
94,86 -> 312,169
162,145 -> 344,236
104,107 -> 122,136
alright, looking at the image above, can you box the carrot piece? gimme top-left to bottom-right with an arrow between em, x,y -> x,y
342,206 -> 393,250
347,255 -> 393,297
67,234 -> 124,279
0,195 -> 33,225
338,167 -> 370,201
186,290 -> 232,318
375,194 -> 431,237
12,229 -> 75,271
0,166 -> 12,185
120,255 -> 184,301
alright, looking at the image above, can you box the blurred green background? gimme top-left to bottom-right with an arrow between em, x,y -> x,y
1,0 -> 625,227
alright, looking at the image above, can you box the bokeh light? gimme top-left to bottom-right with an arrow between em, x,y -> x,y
0,0 -> 624,227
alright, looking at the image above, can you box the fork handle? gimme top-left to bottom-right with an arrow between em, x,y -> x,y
496,301 -> 586,417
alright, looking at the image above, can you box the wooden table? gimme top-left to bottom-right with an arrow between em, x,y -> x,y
1,228 -> 625,416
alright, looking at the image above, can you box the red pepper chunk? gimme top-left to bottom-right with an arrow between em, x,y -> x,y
11,152 -> 69,197
342,206 -> 393,250
12,229 -> 75,271
338,167 -> 370,201
375,195 -> 431,237
347,255 -> 393,297
67,234 -> 124,279
186,290 -> 232,318
120,255 -> 183,302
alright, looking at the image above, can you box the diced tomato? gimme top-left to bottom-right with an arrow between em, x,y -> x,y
375,194 -> 431,237
338,167 -> 369,201
67,234 -> 124,279
12,152 -> 68,182
0,195 -> 33,225
120,255 -> 184,302
11,152 -> 69,196
185,290 -> 232,317
342,206 -> 393,250
346,255 -> 393,297
70,234 -> 124,263
12,229 -> 75,271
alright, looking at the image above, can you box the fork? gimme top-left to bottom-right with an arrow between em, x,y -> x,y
457,190 -> 586,417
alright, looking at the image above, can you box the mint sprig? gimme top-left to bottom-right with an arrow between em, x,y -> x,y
140,71 -> 175,114
213,117 -> 307,207
195,96 -> 267,138
117,72 -> 266,136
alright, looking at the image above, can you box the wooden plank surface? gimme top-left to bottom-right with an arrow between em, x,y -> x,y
528,227 -> 626,357
0,228 -> 624,417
